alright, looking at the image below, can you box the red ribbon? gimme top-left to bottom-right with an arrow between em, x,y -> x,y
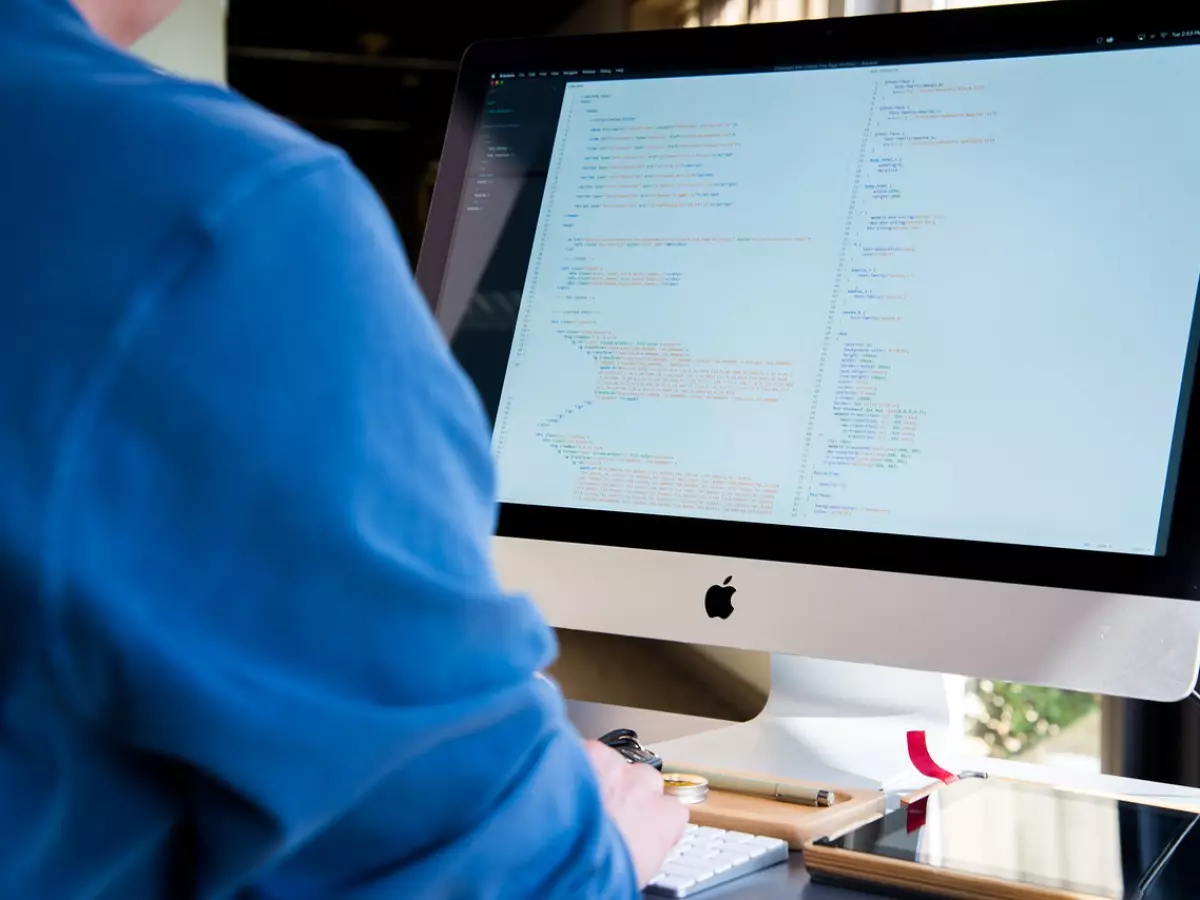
906,796 -> 929,833
907,730 -> 958,784
905,731 -> 960,833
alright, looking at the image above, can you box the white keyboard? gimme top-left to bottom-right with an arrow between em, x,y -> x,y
644,824 -> 789,897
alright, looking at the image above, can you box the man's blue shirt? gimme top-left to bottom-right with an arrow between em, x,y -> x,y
0,1 -> 636,896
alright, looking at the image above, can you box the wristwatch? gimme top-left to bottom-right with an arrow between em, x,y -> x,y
597,728 -> 663,770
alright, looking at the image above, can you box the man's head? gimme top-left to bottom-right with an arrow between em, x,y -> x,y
72,0 -> 185,47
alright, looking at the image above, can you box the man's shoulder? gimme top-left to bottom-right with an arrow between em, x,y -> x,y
3,13 -> 351,236
3,39 -> 346,237
91,65 -> 346,217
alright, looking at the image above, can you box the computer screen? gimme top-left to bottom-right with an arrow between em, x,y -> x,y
437,28 -> 1200,558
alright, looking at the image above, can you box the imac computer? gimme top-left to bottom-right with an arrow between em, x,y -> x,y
416,2 -> 1200,786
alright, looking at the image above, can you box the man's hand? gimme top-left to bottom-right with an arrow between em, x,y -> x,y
583,741 -> 689,888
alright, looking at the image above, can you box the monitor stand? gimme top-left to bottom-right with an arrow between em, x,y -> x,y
650,655 -> 965,790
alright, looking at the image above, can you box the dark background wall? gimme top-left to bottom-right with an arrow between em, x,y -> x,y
227,2 -> 597,260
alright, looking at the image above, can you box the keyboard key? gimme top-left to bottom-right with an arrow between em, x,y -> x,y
720,832 -> 755,844
704,855 -> 739,874
650,874 -> 695,891
750,836 -> 787,850
663,859 -> 711,872
708,850 -> 751,868
662,863 -> 715,883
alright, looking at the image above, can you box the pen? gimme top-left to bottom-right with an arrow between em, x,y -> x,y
661,766 -> 835,807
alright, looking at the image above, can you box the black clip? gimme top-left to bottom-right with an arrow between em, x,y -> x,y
598,728 -> 664,770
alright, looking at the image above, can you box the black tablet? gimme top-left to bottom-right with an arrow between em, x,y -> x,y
807,778 -> 1200,900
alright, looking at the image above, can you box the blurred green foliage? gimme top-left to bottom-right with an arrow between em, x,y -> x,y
966,679 -> 1098,758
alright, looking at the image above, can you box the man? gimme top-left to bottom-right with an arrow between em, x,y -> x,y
0,0 -> 686,896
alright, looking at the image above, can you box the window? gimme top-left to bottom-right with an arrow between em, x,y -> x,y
965,680 -> 1100,772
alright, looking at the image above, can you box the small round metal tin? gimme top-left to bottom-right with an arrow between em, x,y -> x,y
662,773 -> 709,805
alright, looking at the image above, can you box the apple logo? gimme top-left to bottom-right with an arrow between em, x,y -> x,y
705,576 -> 736,619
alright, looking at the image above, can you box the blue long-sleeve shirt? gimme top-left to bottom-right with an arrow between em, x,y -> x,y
0,1 -> 637,897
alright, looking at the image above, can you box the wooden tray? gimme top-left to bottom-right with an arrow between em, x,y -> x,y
664,762 -> 885,850
803,842 -> 1100,900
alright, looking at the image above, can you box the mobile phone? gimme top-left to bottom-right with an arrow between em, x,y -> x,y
806,778 -> 1200,900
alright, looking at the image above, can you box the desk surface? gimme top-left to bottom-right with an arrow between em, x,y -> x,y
671,853 -> 856,899
674,854 -> 841,899
566,699 -> 1200,900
